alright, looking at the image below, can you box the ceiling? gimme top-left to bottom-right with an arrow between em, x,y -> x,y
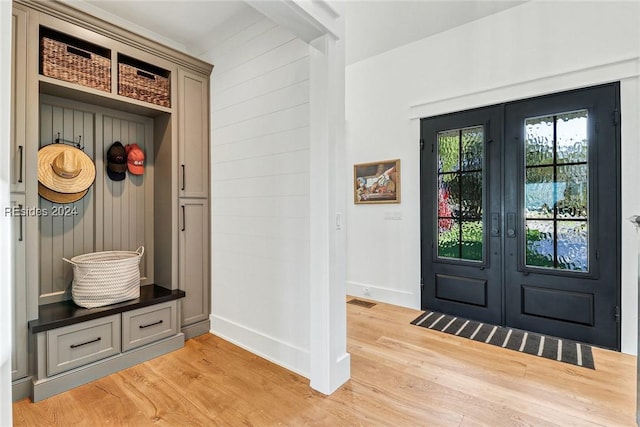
345,1 -> 526,65
70,0 -> 526,64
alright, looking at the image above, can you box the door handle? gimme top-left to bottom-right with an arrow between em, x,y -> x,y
181,205 -> 186,231
507,213 -> 516,238
18,204 -> 23,242
18,145 -> 23,183
491,213 -> 500,237
181,164 -> 185,191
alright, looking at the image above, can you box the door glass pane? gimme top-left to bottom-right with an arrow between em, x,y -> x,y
525,166 -> 554,219
557,111 -> 588,163
461,172 -> 482,218
437,125 -> 484,262
438,130 -> 459,173
525,115 -> 554,166
461,220 -> 483,261
438,222 -> 460,258
523,110 -> 589,272
438,174 -> 458,218
556,165 -> 588,219
462,127 -> 483,171
557,221 -> 588,271
525,220 -> 555,268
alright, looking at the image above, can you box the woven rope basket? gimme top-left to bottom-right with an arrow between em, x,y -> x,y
64,247 -> 144,309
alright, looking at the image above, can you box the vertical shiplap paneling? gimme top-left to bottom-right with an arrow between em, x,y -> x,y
39,103 -> 53,296
119,120 -> 130,253
102,115 -> 113,251
109,117 -> 122,251
207,18 -> 312,351
39,102 -> 95,299
61,108 -> 76,290
100,114 -> 151,279
132,122 -> 146,278
82,111 -> 95,253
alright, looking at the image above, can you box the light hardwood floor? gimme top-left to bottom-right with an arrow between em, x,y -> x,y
13,298 -> 637,426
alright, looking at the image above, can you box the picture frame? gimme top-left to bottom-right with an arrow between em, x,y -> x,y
354,159 -> 401,204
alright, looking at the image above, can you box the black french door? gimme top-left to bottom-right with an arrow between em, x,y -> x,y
420,83 -> 620,349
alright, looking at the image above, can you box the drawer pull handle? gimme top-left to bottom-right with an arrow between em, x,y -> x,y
139,320 -> 163,329
70,337 -> 101,349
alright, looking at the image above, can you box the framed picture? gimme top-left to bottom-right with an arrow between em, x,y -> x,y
354,159 -> 401,204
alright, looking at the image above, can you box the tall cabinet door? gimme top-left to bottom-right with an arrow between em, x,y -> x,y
11,195 -> 27,381
179,199 -> 210,327
178,67 -> 210,335
11,4 -> 28,383
178,69 -> 209,199
11,6 -> 26,193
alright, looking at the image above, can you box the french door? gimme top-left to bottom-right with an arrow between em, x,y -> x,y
420,83 -> 620,349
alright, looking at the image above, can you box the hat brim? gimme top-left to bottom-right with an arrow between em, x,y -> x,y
38,182 -> 88,204
38,144 -> 96,194
128,164 -> 144,175
107,168 -> 126,181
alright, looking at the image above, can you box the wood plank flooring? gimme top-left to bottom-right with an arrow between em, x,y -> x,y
13,298 -> 636,426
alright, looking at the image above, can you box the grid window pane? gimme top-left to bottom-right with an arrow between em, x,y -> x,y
437,126 -> 484,262
523,110 -> 589,272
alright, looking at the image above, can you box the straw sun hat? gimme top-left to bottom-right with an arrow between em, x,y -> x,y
38,144 -> 96,204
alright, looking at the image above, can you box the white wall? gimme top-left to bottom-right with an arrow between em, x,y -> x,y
346,1 -> 640,354
0,0 -> 14,422
200,12 -> 313,376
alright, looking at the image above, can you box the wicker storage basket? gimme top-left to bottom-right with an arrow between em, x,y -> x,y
64,247 -> 144,309
118,63 -> 170,107
41,37 -> 111,93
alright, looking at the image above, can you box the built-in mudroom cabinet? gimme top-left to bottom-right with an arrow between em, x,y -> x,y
10,0 -> 212,402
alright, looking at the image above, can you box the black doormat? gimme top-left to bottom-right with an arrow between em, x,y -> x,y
411,310 -> 595,369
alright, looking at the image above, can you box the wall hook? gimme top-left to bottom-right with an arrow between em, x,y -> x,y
54,132 -> 85,151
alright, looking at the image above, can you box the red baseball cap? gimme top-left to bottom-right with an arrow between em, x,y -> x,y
125,143 -> 145,175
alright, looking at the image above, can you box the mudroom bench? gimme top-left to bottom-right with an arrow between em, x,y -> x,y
27,284 -> 185,402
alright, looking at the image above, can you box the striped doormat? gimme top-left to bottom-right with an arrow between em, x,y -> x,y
411,310 -> 595,369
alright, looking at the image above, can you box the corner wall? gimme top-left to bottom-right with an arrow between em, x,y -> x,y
200,13 -> 312,376
346,1 -> 640,354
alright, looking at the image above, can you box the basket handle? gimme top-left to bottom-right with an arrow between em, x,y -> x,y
66,46 -> 91,59
62,257 -> 77,266
136,246 -> 145,257
136,70 -> 156,80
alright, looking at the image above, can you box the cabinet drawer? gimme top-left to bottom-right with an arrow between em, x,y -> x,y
47,315 -> 120,376
122,301 -> 177,352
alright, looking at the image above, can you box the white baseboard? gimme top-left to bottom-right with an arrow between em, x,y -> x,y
346,280 -> 419,309
210,314 -> 310,378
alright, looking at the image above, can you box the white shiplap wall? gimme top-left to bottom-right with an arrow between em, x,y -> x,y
201,15 -> 312,376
